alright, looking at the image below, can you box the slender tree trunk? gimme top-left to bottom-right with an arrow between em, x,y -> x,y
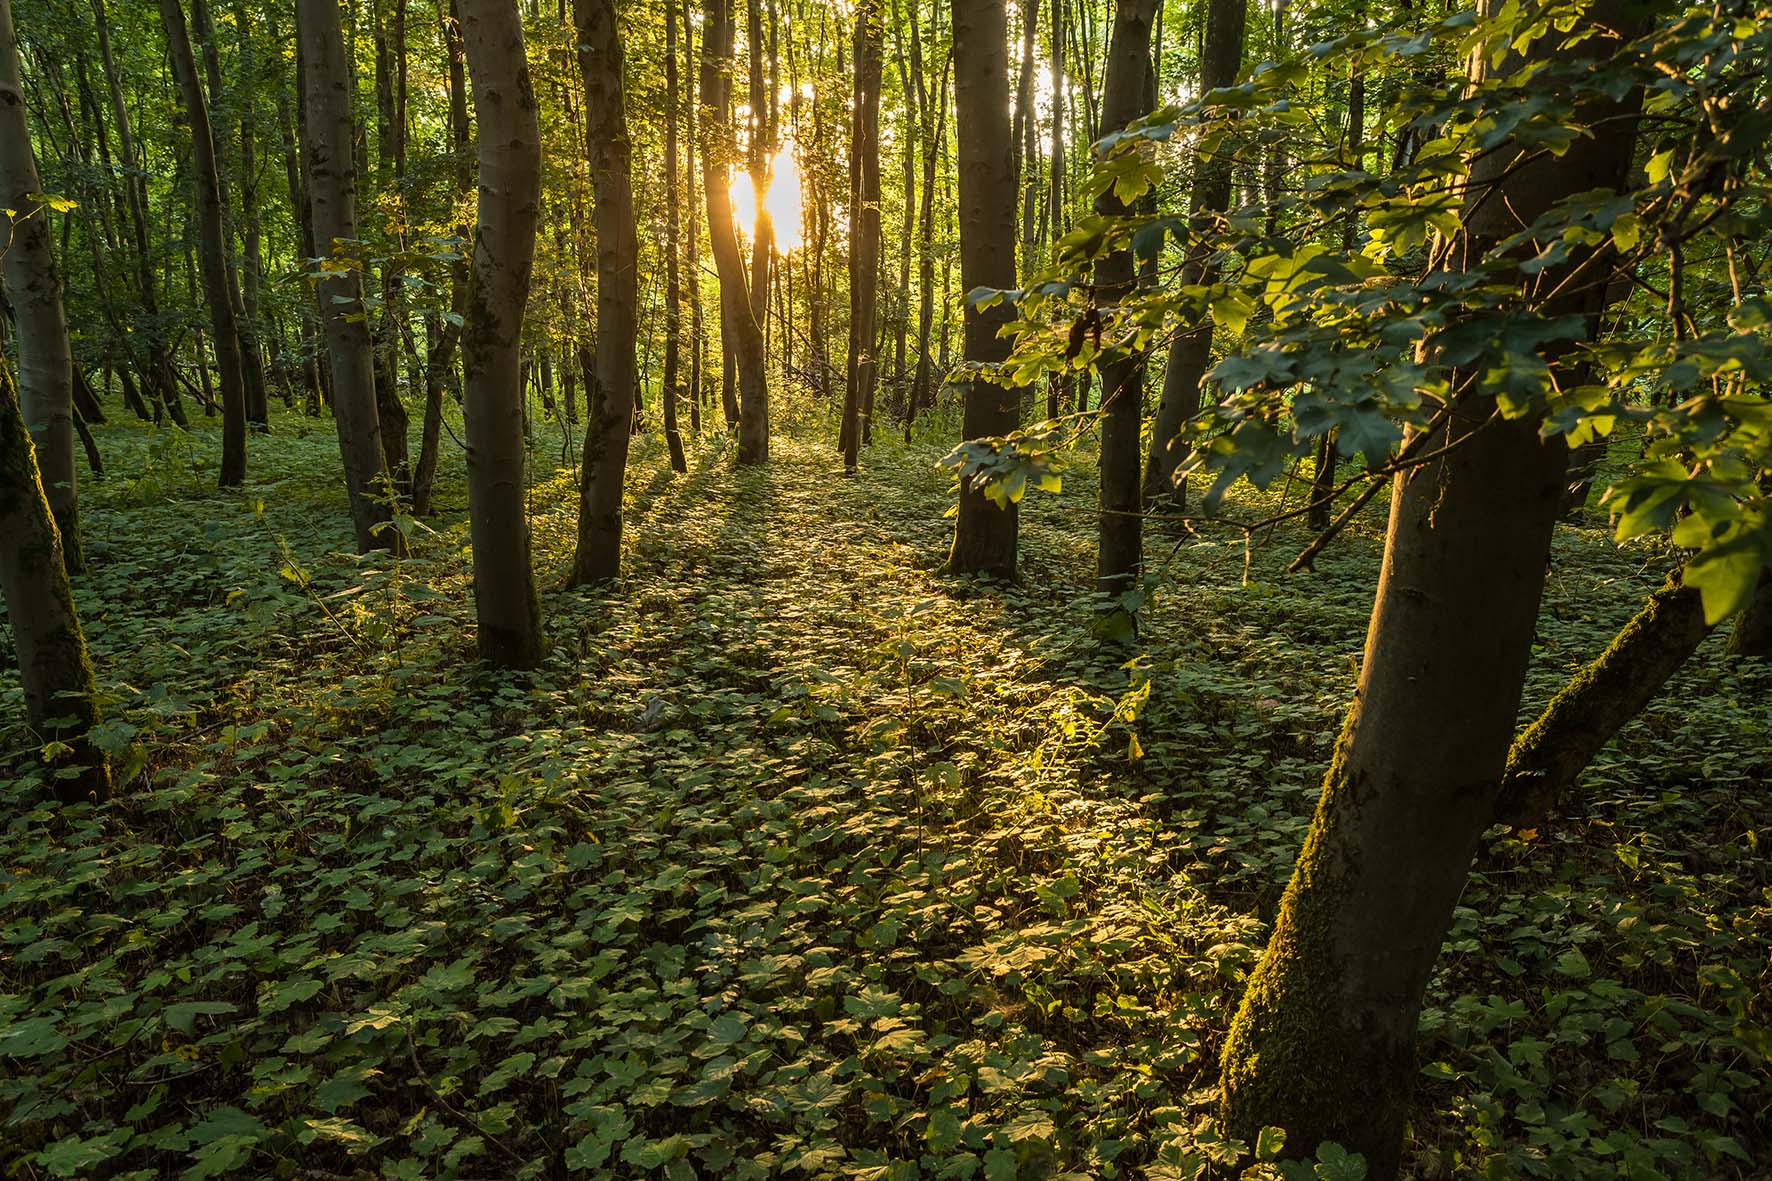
1142,0 -> 1244,504
160,0 -> 248,487
701,0 -> 770,461
947,0 -> 1020,577
683,0 -> 704,435
745,0 -> 775,336
569,0 -> 638,583
190,0 -> 271,430
661,0 -> 689,474
1093,0 -> 1157,612
1217,6 -> 1643,1173
840,0 -> 883,469
94,0 -> 185,425
0,356 -> 109,802
1307,62 -> 1363,531
0,0 -> 82,570
458,0 -> 543,665
297,0 -> 398,551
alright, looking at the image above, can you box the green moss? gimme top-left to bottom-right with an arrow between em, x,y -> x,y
1218,704 -> 1411,1173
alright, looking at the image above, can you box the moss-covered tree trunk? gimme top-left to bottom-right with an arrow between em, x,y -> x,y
160,0 -> 249,487
1495,574 -> 1714,829
1141,0 -> 1244,506
458,0 -> 542,666
0,358 -> 109,803
0,0 -> 82,572
946,0 -> 1020,578
1217,5 -> 1642,1174
298,0 -> 399,553
568,0 -> 636,585
1093,0 -> 1158,606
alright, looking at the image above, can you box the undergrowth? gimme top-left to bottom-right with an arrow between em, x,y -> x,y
0,409 -> 1766,1180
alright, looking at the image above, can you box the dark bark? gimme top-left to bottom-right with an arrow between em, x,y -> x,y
0,357 -> 109,802
160,0 -> 249,486
1093,0 -> 1157,609
297,0 -> 399,551
459,0 -> 543,666
1,0 -> 82,571
1727,571 -> 1772,659
840,0 -> 883,470
1142,0 -> 1245,505
1217,5 -> 1644,1174
662,0 -> 689,474
569,0 -> 637,584
946,0 -> 1020,578
701,0 -> 770,460
1495,573 -> 1715,829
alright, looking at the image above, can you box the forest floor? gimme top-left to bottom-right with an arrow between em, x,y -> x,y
1,410 -> 1768,1181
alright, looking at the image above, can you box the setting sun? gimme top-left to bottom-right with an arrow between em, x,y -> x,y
731,143 -> 804,251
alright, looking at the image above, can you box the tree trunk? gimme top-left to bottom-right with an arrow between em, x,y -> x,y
947,0 -> 1020,578
92,0 -> 186,427
569,0 -> 637,584
371,0 -> 411,491
190,0 -> 271,431
1217,6 -> 1643,1174
1726,571 -> 1772,659
661,0 -> 689,474
1495,573 -> 1714,830
458,0 -> 543,666
0,0 -> 82,571
1142,0 -> 1244,505
840,0 -> 883,470
297,0 -> 399,552
160,0 -> 248,487
1093,0 -> 1157,610
0,356 -> 109,802
1307,62 -> 1362,532
701,0 -> 770,461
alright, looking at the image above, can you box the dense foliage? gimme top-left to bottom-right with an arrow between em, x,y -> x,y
1,420 -> 1766,1178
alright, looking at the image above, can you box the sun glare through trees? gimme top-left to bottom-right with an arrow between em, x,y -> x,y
0,0 -> 1768,1177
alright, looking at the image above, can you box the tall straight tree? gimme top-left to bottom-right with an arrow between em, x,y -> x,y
1217,3 -> 1644,1172
660,0 -> 689,475
160,0 -> 248,486
1142,0 -> 1245,503
458,0 -> 543,666
1093,0 -> 1157,611
839,0 -> 883,470
0,0 -> 82,571
946,0 -> 1019,577
93,0 -> 187,425
298,0 -> 399,552
0,356 -> 109,802
700,0 -> 770,462
569,0 -> 637,584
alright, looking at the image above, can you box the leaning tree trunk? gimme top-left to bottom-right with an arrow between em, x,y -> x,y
840,0 -> 883,471
1494,571 -> 1714,829
297,0 -> 399,552
0,357 -> 109,803
701,0 -> 770,462
160,0 -> 248,487
946,0 -> 1020,578
1217,5 -> 1643,1175
458,0 -> 542,666
569,0 -> 637,584
1093,0 -> 1158,611
0,0 -> 82,571
1142,0 -> 1245,505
